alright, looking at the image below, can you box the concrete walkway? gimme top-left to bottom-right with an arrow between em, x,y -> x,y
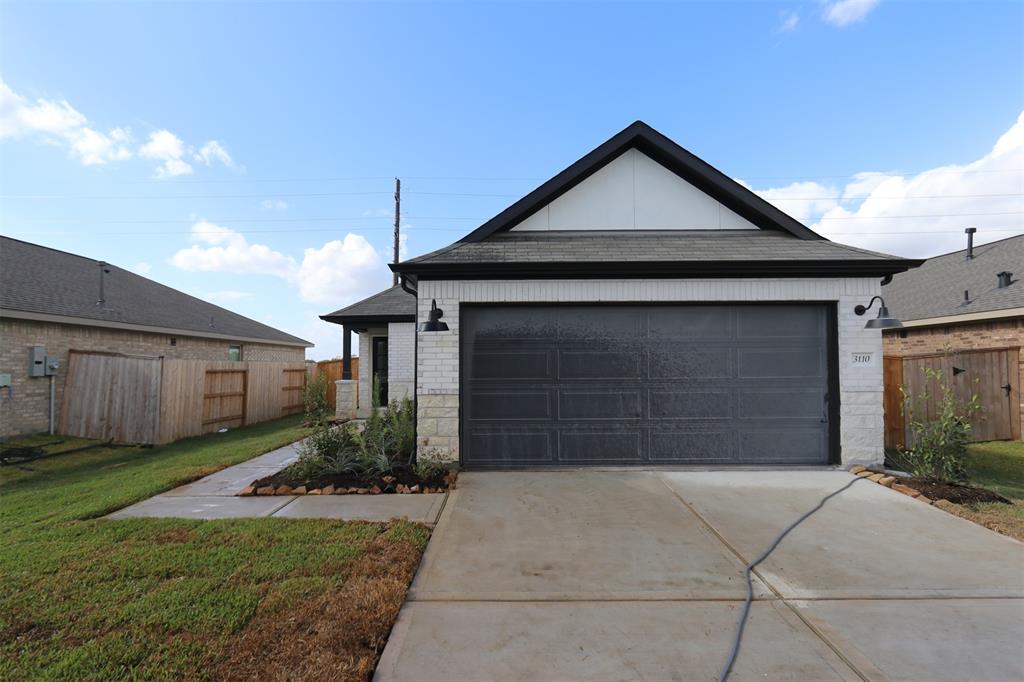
376,470 -> 1024,681
107,441 -> 446,524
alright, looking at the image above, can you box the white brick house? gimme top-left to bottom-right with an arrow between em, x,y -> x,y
367,122 -> 920,468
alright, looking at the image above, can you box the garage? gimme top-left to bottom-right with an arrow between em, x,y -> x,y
460,304 -> 837,468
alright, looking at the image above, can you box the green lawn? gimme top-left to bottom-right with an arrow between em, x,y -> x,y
953,440 -> 1024,541
0,417 -> 430,680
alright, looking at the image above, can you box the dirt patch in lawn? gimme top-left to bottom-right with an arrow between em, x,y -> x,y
895,477 -> 1011,505
933,500 -> 1024,542
215,526 -> 427,681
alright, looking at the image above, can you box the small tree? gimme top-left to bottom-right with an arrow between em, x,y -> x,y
303,369 -> 331,426
897,367 -> 980,482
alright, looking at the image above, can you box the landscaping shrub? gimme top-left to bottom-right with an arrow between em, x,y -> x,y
896,367 -> 980,482
303,369 -> 331,426
287,397 -> 418,482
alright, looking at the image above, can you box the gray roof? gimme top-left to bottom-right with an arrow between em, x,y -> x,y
404,230 -> 908,264
320,285 -> 415,327
0,236 -> 311,346
883,234 -> 1024,323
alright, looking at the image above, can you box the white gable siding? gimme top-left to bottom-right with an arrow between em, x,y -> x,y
511,148 -> 760,232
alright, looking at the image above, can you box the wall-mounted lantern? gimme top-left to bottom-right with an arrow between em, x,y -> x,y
854,296 -> 902,329
419,299 -> 449,332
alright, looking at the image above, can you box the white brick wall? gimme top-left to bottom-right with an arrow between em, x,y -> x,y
387,322 -> 415,401
416,278 -> 886,466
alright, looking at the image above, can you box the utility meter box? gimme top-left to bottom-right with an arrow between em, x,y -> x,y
29,346 -> 46,377
45,356 -> 60,376
0,373 -> 11,388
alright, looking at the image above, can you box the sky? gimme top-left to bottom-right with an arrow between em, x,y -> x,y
1,0 -> 1022,359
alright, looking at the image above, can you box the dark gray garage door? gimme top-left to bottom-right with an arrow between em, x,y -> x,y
460,304 -> 834,467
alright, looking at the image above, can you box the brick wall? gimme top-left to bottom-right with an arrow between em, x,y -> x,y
387,322 -> 415,402
416,277 -> 885,466
883,317 -> 1024,436
0,317 -> 305,439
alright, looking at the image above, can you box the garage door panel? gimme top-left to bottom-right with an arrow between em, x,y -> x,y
737,306 -> 824,338
559,431 -> 643,462
738,348 -> 824,379
461,304 -> 832,467
470,351 -> 552,380
739,389 -> 823,420
558,391 -> 642,420
738,429 -> 825,463
559,350 -> 641,379
470,392 -> 552,420
648,308 -> 732,339
649,430 -> 736,462
467,431 -> 554,464
648,347 -> 732,379
650,390 -> 733,420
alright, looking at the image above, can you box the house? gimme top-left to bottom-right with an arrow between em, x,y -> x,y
334,122 -> 923,468
0,236 -> 312,439
881,232 -> 1023,445
320,285 -> 416,417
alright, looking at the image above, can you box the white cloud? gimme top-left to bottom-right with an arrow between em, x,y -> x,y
170,221 -> 390,304
171,220 -> 298,278
194,140 -> 234,168
297,234 -> 385,303
822,0 -> 880,27
1,79 -> 236,176
129,261 -> 152,275
139,129 -> 193,177
747,111 -> 1024,257
260,199 -> 288,211
1,79 -> 134,165
779,10 -> 800,32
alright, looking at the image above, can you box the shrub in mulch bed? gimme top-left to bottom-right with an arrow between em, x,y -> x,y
241,469 -> 457,496
892,477 -> 1010,505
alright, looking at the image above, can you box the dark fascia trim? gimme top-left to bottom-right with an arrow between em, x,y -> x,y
319,313 -> 415,330
392,259 -> 924,280
458,121 -> 824,243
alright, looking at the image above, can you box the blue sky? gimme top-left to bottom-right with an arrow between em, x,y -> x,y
2,0 -> 1022,358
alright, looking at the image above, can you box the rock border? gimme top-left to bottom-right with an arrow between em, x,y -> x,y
237,472 -> 457,497
848,465 -> 935,505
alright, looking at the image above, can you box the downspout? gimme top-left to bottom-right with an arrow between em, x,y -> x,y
400,273 -> 420,464
49,375 -> 55,435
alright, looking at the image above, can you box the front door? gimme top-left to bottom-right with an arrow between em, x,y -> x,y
372,336 -> 389,405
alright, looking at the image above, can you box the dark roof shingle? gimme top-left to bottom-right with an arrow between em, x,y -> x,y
883,234 -> 1024,322
320,285 -> 415,326
0,236 -> 311,346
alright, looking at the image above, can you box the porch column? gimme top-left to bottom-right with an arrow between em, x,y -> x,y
342,324 -> 352,380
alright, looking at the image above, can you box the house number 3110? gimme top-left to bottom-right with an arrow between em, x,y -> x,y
851,353 -> 874,366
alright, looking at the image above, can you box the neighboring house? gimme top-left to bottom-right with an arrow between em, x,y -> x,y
882,233 -> 1023,444
0,236 -> 312,439
320,285 -> 415,417
359,121 -> 920,468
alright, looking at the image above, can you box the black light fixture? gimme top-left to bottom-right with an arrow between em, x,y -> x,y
854,295 -> 902,329
419,299 -> 449,332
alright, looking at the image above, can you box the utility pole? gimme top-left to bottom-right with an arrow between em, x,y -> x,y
393,177 -> 401,285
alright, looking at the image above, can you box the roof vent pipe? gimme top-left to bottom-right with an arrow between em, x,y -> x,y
997,271 -> 1013,288
96,261 -> 110,307
965,227 -> 977,259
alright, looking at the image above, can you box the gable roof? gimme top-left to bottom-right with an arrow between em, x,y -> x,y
0,236 -> 311,347
320,285 -> 416,330
883,233 -> 1024,324
393,121 -> 922,281
460,120 -> 823,243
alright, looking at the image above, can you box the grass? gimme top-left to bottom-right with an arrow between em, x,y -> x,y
942,440 -> 1024,542
0,416 -> 431,680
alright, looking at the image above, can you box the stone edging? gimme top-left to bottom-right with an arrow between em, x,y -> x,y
848,465 -> 935,505
237,472 -> 457,497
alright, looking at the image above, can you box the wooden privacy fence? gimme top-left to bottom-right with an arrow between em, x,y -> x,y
313,358 -> 359,412
61,351 -> 309,444
883,348 -> 1022,449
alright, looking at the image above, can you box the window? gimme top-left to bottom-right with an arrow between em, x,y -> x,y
169,337 -> 177,346
228,344 -> 243,361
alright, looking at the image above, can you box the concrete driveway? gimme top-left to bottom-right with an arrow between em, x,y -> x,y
376,470 -> 1024,681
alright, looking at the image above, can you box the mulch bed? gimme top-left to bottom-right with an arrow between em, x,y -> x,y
893,477 -> 1010,505
244,469 -> 455,496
